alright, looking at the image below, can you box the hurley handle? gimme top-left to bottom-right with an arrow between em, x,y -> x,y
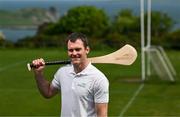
27,60 -> 71,71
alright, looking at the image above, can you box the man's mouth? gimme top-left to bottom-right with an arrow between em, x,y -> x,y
71,58 -> 80,61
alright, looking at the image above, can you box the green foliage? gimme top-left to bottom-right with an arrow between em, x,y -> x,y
26,6 -> 111,49
145,11 -> 174,37
0,40 -> 14,48
105,9 -> 140,48
104,32 -> 126,48
164,29 -> 180,49
54,6 -> 109,37
111,9 -> 140,34
15,34 -> 67,48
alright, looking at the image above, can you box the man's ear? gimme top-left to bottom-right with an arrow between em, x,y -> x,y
86,46 -> 90,54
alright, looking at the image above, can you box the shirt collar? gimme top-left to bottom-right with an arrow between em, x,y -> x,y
70,62 -> 92,76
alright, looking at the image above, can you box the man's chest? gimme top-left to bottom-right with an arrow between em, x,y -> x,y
71,76 -> 95,97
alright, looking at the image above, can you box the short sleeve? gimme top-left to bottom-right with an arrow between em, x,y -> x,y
94,78 -> 109,103
51,71 -> 61,90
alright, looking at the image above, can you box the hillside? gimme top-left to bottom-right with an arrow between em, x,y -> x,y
0,7 -> 59,28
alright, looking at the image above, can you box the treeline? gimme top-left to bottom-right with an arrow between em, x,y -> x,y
0,6 -> 180,49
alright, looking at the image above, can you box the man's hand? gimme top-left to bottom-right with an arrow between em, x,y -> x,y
32,58 -> 45,73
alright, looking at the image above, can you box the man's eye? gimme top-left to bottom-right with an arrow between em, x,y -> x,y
68,48 -> 81,52
68,49 -> 73,52
75,48 -> 81,51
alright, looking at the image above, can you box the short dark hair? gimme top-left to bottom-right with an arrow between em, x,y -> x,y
66,32 -> 89,48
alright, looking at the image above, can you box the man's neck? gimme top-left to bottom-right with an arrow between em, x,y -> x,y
73,59 -> 90,74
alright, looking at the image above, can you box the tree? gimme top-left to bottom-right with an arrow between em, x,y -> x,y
54,6 -> 109,37
145,11 -> 174,37
108,9 -> 140,48
164,29 -> 180,49
111,9 -> 140,35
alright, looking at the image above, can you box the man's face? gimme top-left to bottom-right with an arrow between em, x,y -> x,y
67,39 -> 89,65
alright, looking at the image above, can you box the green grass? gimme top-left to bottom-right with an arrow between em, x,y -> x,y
0,48 -> 179,116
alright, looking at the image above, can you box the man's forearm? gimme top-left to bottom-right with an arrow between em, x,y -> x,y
34,72 -> 52,98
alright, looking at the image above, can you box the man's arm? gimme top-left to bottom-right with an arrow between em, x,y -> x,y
33,58 -> 58,98
95,103 -> 108,117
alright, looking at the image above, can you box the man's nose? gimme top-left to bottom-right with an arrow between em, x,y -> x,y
72,50 -> 78,55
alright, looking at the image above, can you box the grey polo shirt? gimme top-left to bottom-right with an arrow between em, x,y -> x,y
52,63 -> 109,117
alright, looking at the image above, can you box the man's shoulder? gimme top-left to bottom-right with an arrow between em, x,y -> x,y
89,64 -> 108,80
56,64 -> 73,74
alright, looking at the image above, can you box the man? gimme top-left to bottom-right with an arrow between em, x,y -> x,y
32,32 -> 109,117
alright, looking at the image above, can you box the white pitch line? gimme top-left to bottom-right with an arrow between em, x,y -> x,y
119,83 -> 144,117
0,61 -> 26,72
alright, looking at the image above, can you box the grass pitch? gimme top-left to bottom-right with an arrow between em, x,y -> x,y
0,48 -> 179,116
